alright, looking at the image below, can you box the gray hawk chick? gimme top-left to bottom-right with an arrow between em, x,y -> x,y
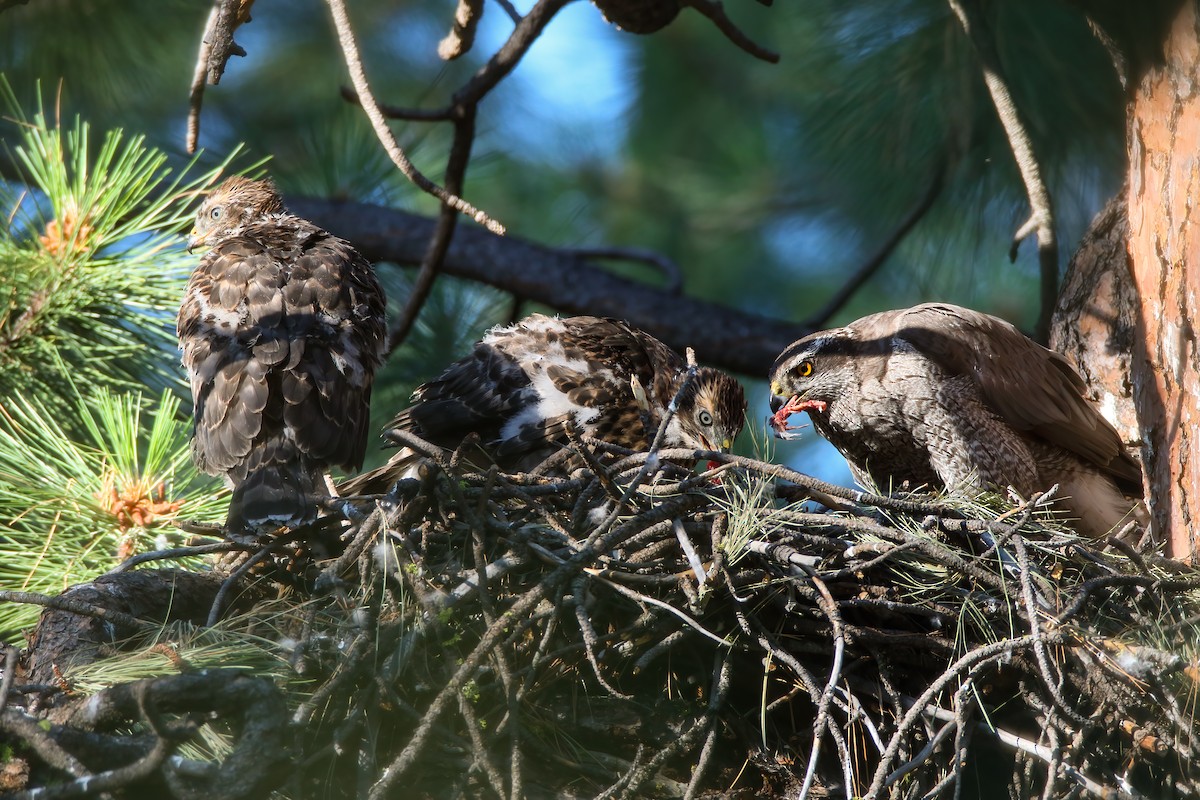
341,314 -> 746,494
768,303 -> 1143,538
179,176 -> 387,534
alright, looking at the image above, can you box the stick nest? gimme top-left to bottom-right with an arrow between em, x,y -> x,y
5,442 -> 1200,800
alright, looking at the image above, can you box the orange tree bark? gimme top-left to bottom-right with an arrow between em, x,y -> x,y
1126,0 -> 1200,557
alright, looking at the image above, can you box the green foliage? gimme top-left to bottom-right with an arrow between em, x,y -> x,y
0,388 -> 225,639
0,79 -> 245,418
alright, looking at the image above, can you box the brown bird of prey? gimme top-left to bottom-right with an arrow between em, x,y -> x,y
768,302 -> 1143,538
341,314 -> 746,494
179,176 -> 387,534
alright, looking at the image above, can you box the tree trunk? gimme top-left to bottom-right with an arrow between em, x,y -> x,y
1126,0 -> 1200,557
1051,192 -> 1142,451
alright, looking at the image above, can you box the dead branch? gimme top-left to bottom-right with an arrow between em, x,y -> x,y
805,163 -> 945,329
946,0 -> 1059,343
325,0 -> 504,236
437,0 -> 484,60
186,0 -> 254,154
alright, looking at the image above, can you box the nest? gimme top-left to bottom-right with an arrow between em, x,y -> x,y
4,434 -> 1200,799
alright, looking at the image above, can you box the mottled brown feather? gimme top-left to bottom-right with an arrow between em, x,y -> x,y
179,177 -> 386,532
341,314 -> 745,494
770,302 -> 1143,537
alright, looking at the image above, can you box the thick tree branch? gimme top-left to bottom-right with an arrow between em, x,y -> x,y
286,196 -> 809,376
947,0 -> 1059,344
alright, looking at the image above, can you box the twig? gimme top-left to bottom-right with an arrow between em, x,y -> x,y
384,105 -> 477,354
704,451 -> 956,516
565,245 -> 685,294
946,0 -> 1058,342
863,635 -> 1056,798
0,645 -> 19,709
367,493 -> 707,798
0,709 -> 91,779
325,0 -> 504,235
1013,535 -> 1091,730
684,0 -> 780,63
452,0 -> 572,108
917,699 -> 1136,800
455,689 -> 508,799
586,351 -> 701,545
314,506 -> 388,593
0,589 -> 149,632
107,541 -> 242,574
632,653 -> 734,799
206,534 -> 297,626
570,576 -> 633,698
805,164 -> 945,329
588,570 -> 733,648
798,568 -> 849,800
292,632 -> 374,726
884,716 -> 958,789
186,5 -> 219,155
438,0 -> 483,60
186,0 -> 252,154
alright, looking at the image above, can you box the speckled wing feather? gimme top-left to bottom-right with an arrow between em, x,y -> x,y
179,215 -> 385,529
874,303 -> 1141,488
341,314 -> 708,494
410,314 -> 676,458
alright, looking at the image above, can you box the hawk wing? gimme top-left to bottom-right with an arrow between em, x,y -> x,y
343,315 -> 684,493
178,221 -> 386,485
407,314 -> 676,457
876,303 -> 1140,486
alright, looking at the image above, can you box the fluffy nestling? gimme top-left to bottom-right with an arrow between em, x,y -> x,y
179,176 -> 387,534
768,302 -> 1144,538
341,314 -> 746,494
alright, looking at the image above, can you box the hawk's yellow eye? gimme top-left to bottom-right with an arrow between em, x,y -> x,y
797,360 -> 814,378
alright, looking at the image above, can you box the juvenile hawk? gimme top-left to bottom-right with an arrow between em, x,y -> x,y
341,314 -> 746,493
768,303 -> 1143,538
179,176 -> 387,533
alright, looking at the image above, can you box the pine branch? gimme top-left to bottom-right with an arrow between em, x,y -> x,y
287,196 -> 809,376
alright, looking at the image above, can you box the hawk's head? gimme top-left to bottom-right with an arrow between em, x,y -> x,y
188,176 -> 286,252
767,329 -> 862,438
671,367 -> 746,453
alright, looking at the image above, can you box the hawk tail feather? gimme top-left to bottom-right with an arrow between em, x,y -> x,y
226,460 -> 328,534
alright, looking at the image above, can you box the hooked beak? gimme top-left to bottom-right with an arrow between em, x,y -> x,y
701,435 -> 733,453
186,228 -> 205,253
768,381 -> 787,413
